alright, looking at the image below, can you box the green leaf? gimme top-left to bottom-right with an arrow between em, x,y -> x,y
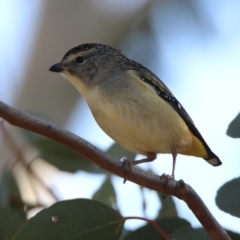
13,199 -> 124,240
107,142 -> 137,161
22,130 -> 105,174
38,138 -> 103,173
226,112 -> 240,138
226,230 -> 240,240
0,207 -> 26,240
92,176 -> 118,210
0,167 -> 21,207
169,228 -> 211,240
157,192 -> 178,219
122,218 -> 191,240
0,166 -> 11,207
139,186 -> 147,214
216,177 -> 240,217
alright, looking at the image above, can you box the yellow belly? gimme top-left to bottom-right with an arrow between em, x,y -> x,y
86,87 -> 193,156
63,69 -> 208,159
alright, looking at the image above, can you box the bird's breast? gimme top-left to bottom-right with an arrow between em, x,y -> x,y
85,85 -> 193,156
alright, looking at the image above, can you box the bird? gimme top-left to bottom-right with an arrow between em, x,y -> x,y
49,43 -> 222,178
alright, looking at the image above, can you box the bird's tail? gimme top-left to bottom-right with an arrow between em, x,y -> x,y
205,151 -> 222,166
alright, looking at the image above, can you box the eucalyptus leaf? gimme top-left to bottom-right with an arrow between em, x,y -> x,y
0,207 -> 26,240
226,230 -> 240,240
0,167 -> 11,207
0,167 -> 21,207
13,199 -> 124,240
139,186 -> 147,214
92,176 -> 118,210
216,177 -> 240,217
226,112 -> 240,138
157,192 -> 178,219
22,130 -> 105,174
122,218 -> 191,240
169,228 -> 211,240
107,142 -> 137,161
37,138 -> 103,173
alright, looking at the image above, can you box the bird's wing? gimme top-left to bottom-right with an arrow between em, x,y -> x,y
132,68 -> 216,159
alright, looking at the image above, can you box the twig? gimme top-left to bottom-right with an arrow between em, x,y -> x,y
124,216 -> 169,240
0,100 -> 230,240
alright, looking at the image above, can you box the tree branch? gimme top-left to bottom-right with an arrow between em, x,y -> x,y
0,100 -> 230,240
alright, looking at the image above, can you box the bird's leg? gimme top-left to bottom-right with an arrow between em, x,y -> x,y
122,152 -> 156,184
171,151 -> 177,179
131,152 -> 157,166
161,151 -> 177,198
160,174 -> 170,199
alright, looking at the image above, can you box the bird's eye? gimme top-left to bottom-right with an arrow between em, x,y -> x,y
75,56 -> 84,63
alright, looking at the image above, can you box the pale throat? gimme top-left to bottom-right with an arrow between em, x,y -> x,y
61,71 -> 93,98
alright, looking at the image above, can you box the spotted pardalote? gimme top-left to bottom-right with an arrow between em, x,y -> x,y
49,43 -> 222,177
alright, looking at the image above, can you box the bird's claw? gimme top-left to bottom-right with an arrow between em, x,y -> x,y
122,158 -> 132,184
160,173 -> 174,198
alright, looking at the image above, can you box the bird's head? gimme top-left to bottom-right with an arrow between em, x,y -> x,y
49,43 -> 132,87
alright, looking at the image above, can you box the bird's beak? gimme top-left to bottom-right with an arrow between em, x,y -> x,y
49,63 -> 68,72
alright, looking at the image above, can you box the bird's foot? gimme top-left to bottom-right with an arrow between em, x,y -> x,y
121,158 -> 132,184
160,173 -> 174,180
160,173 -> 174,198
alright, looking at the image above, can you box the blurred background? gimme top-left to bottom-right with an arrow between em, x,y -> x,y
0,0 -> 240,236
